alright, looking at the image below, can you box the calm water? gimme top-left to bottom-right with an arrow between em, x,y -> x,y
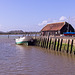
0,35 -> 75,75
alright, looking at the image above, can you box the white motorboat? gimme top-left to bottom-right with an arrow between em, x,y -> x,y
15,36 -> 33,45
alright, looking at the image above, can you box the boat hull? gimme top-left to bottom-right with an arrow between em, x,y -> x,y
16,41 -> 28,45
15,36 -> 32,45
64,32 -> 75,36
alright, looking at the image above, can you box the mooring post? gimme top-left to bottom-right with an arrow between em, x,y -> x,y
8,35 -> 9,38
57,39 -> 60,51
59,39 -> 63,51
66,39 -> 70,53
70,39 -> 73,54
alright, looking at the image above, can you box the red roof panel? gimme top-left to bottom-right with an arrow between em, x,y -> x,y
41,22 -> 65,31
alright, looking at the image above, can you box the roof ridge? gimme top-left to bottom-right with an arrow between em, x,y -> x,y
47,21 -> 65,25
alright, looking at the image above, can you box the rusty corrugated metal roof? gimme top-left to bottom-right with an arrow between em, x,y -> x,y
41,22 -> 65,31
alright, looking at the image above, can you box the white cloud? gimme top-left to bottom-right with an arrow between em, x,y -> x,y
59,16 -> 67,21
38,20 -> 48,26
38,19 -> 53,26
68,17 -> 75,28
38,16 -> 75,29
38,16 -> 68,26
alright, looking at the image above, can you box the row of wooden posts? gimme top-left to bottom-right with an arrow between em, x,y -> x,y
7,33 -> 75,55
35,36 -> 75,55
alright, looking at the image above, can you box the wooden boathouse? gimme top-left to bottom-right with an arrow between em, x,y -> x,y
41,22 -> 74,36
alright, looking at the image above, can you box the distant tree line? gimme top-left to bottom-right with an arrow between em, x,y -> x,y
0,30 -> 40,35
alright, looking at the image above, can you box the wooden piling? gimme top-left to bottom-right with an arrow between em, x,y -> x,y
40,38 -> 42,47
63,39 -> 67,52
57,39 -> 60,51
46,38 -> 48,49
70,39 -> 73,54
49,38 -> 52,50
59,39 -> 63,51
44,38 -> 45,48
42,38 -> 44,48
66,39 -> 70,53
54,38 -> 57,50
51,38 -> 54,50
50,38 -> 53,50
34,35 -> 75,55
41,39 -> 43,48
44,38 -> 46,48
46,37 -> 49,49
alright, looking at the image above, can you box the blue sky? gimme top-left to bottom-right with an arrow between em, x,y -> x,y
0,0 -> 75,32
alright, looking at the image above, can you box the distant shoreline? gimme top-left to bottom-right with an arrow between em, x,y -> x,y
0,32 -> 40,35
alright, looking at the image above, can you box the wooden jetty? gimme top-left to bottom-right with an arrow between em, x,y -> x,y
2,32 -> 75,55
32,35 -> 75,55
